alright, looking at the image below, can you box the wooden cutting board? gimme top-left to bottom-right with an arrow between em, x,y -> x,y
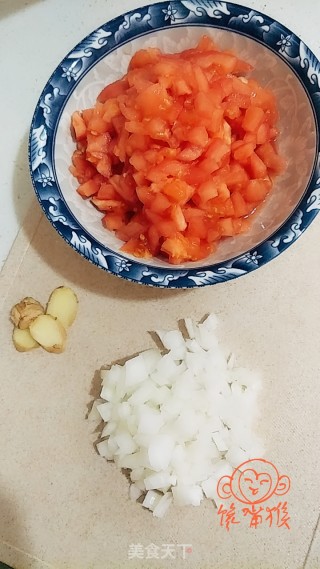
1,201 -> 320,569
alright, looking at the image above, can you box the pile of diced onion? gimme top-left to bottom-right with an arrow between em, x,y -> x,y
92,314 -> 264,518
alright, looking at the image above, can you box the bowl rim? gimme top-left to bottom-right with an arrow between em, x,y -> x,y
28,0 -> 320,288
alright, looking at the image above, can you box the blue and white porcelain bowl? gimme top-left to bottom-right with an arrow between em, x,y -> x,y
29,1 -> 320,288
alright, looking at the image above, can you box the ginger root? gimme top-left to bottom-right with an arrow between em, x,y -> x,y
10,286 -> 78,353
10,297 -> 45,329
12,327 -> 40,352
46,286 -> 78,329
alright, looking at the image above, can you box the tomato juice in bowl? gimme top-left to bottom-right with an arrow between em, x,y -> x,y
29,2 -> 320,287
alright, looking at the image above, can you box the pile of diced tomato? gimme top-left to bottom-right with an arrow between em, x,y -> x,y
70,36 -> 285,264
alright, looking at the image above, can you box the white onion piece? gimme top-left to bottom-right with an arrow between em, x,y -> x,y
140,349 -> 162,373
128,383 -> 157,406
153,492 -> 173,518
97,402 -> 112,422
150,385 -> 171,406
147,435 -> 175,471
100,384 -> 115,402
95,314 -> 263,518
130,467 -> 145,482
87,399 -> 104,422
101,421 -> 116,437
138,407 -> 164,435
125,355 -> 149,389
156,329 -> 186,360
212,431 -> 229,453
96,440 -> 113,459
114,432 -> 137,456
101,365 -> 124,387
172,484 -> 204,507
144,472 -> 176,491
129,484 -> 143,502
142,490 -> 162,511
184,317 -> 196,339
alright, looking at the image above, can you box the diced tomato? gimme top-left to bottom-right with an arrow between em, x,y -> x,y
97,183 -> 118,200
198,157 -> 220,175
96,155 -> 112,177
77,179 -> 99,198
145,118 -> 170,141
232,141 -> 256,162
136,83 -> 173,119
87,115 -> 109,134
195,91 -> 223,117
161,233 -> 189,264
193,65 -> 209,92
242,106 -> 265,133
173,78 -> 192,96
162,179 -> 194,204
86,132 -> 111,161
256,122 -> 271,145
231,191 -> 247,217
179,145 -> 204,162
209,197 -> 235,217
223,101 -> 241,120
244,179 -> 271,202
225,162 -> 250,189
70,151 -> 96,184
129,48 -> 161,70
218,217 -> 235,236
110,174 -> 138,204
147,225 -> 161,255
205,138 -> 230,164
117,213 -> 148,241
187,126 -> 209,147
69,35 -> 284,264
82,108 -> 94,126
243,132 -> 257,145
217,182 -> 230,201
186,165 -> 211,187
146,160 -> 189,183
256,142 -> 286,173
192,51 -> 237,74
71,111 -> 87,141
148,192 -> 171,214
129,151 -> 148,172
156,219 -> 178,238
126,133 -> 151,154
207,228 -> 221,242
186,216 -> 208,239
226,92 -> 251,109
91,197 -> 124,211
121,237 -> 152,258
198,179 -> 219,202
170,204 -> 187,231
102,212 -> 125,231
102,99 -> 120,123
97,78 -> 129,103
249,152 -> 268,179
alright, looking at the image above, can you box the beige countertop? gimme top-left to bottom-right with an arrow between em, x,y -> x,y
1,201 -> 320,568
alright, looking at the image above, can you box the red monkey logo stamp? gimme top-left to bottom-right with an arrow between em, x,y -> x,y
216,459 -> 291,530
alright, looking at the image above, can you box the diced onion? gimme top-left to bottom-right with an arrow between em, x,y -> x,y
94,314 -> 263,517
130,484 -> 143,501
